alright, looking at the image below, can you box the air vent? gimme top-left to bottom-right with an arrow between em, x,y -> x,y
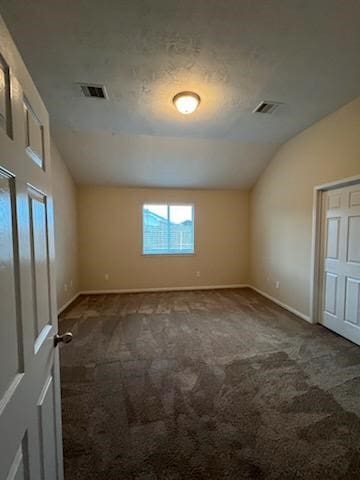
80,84 -> 108,99
253,101 -> 281,114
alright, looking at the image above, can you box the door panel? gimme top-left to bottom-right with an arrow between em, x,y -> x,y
24,99 -> 44,169
344,277 -> 360,326
37,375 -> 58,480
5,437 -> 29,480
327,192 -> 341,209
320,184 -> 360,345
0,53 -> 12,138
349,189 -> 360,207
0,13 -> 64,480
347,215 -> 360,263
324,272 -> 338,316
0,61 -> 7,125
0,172 -> 23,399
325,217 -> 340,259
28,187 -> 51,338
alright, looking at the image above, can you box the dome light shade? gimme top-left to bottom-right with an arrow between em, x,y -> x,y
173,91 -> 201,115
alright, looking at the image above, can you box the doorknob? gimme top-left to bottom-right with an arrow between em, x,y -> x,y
54,332 -> 73,347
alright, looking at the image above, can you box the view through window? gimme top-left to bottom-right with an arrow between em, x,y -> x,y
143,204 -> 194,254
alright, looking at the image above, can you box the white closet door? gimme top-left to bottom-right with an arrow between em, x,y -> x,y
321,183 -> 360,345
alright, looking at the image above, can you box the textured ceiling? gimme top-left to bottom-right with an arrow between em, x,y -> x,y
1,0 -> 359,187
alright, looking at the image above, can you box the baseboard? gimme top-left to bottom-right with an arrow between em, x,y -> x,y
248,285 -> 311,323
57,292 -> 81,315
80,284 -> 250,295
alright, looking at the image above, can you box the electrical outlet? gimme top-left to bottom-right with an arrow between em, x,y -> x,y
70,279 -> 73,288
196,271 -> 201,277
105,273 -> 109,281
275,281 -> 280,289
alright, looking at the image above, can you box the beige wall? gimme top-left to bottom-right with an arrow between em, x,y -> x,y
250,97 -> 360,318
51,140 -> 79,310
78,187 -> 249,291
53,96 -> 360,310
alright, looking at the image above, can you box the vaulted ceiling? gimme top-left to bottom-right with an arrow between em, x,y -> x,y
1,0 -> 359,188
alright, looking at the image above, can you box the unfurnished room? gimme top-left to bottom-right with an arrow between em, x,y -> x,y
0,1 -> 360,479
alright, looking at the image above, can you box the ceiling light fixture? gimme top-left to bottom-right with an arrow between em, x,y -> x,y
173,91 -> 201,115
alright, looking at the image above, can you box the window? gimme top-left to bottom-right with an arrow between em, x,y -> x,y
143,204 -> 194,255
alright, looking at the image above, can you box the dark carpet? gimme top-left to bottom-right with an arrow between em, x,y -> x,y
59,288 -> 360,479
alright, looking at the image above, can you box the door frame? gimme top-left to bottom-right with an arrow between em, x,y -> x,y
310,174 -> 360,325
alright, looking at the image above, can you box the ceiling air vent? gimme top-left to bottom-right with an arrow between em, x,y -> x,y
80,83 -> 108,99
253,100 -> 281,114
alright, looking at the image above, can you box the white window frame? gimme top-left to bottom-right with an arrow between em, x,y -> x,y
142,203 -> 195,256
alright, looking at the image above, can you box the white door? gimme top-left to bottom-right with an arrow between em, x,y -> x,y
0,14 -> 68,480
320,183 -> 360,345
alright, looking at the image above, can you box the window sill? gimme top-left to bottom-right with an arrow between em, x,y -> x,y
142,253 -> 196,257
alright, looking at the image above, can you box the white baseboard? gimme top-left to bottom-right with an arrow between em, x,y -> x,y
248,285 -> 311,323
57,292 -> 81,315
80,284 -> 250,295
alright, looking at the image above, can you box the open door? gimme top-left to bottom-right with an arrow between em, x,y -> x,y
0,14 -> 68,480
